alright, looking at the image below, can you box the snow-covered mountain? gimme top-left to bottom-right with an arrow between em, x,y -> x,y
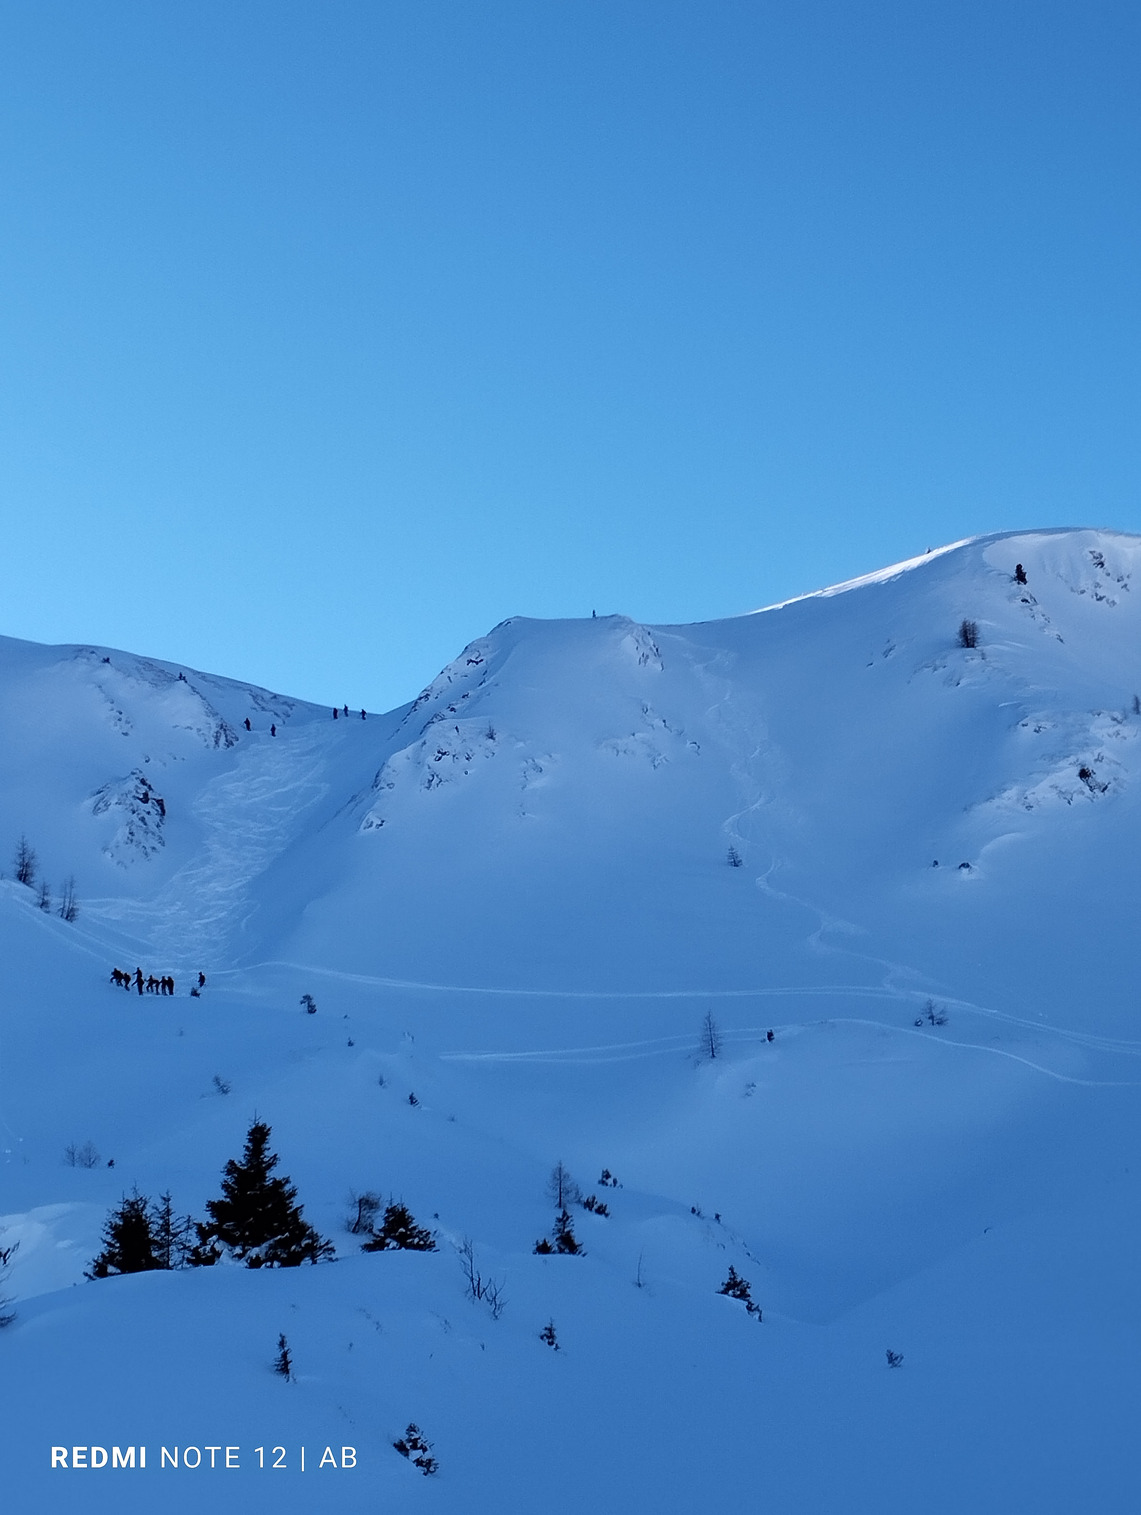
1,527 -> 1138,1513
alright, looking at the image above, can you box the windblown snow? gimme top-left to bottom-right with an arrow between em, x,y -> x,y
0,528 -> 1138,1514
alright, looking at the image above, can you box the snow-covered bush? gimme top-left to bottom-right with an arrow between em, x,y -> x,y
539,1320 -> 559,1351
361,1201 -> 436,1252
393,1423 -> 437,1476
718,1265 -> 761,1320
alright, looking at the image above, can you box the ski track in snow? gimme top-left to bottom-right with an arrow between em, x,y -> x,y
84,728 -> 331,966
249,960 -> 1141,1082
436,1023 -> 1141,1086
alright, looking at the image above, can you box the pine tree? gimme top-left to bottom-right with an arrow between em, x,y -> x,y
87,1191 -> 161,1279
191,1120 -> 334,1268
274,1333 -> 293,1379
361,1202 -> 437,1252
552,1209 -> 583,1255
149,1191 -> 194,1269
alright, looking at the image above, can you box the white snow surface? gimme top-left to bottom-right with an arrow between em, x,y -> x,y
0,526 -> 1139,1512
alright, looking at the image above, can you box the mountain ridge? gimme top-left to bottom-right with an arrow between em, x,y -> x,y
0,525 -> 1137,1513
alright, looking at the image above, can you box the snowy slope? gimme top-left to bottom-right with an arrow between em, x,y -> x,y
0,527 -> 1138,1513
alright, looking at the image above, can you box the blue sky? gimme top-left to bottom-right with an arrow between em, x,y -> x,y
1,1 -> 1138,711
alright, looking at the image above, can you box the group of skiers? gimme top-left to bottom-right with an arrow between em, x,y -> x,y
109,968 -> 207,997
239,709 -> 368,736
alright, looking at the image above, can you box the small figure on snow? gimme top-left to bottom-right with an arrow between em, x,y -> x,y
333,707 -> 339,719
1014,563 -> 1028,585
270,723 -> 276,737
244,717 -> 251,731
197,972 -> 206,989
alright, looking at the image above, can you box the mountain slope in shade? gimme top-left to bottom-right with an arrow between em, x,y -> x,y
0,525 -> 1137,1513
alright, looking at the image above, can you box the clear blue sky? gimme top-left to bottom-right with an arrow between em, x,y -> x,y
2,1 -> 1138,711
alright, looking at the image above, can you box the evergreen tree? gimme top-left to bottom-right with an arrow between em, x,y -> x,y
552,1209 -> 583,1255
87,1191 -> 161,1279
191,1119 -> 334,1268
718,1264 -> 762,1319
361,1201 -> 436,1252
149,1191 -> 194,1269
539,1320 -> 559,1350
